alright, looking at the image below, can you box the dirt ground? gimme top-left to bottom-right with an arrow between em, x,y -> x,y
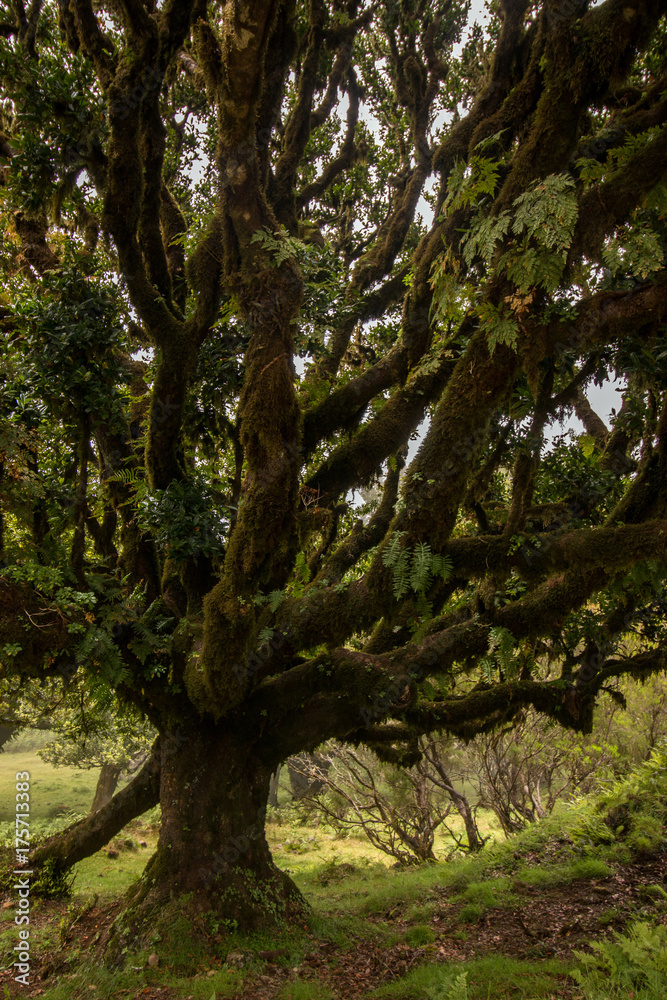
2,851 -> 666,999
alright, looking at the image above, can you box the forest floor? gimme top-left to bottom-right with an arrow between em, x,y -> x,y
2,753 -> 667,999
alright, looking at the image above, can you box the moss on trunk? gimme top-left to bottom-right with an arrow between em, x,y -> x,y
99,722 -> 306,963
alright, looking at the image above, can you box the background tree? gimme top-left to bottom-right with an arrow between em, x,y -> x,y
295,737 -> 484,861
36,693 -> 155,813
460,706 -> 621,834
0,0 -> 666,959
1,669 -> 154,813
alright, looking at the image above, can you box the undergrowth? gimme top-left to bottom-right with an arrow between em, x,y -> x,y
1,748 -> 666,999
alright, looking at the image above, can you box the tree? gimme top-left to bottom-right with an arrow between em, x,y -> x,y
0,669 -> 153,817
36,691 -> 155,812
0,0 -> 666,959
460,706 -> 622,835
295,737 -> 484,861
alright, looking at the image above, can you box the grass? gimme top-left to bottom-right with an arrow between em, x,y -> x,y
513,857 -> 612,888
2,744 -> 667,999
369,956 -> 573,998
71,824 -> 156,896
0,751 -> 101,824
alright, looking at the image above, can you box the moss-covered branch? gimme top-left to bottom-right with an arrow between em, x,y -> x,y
30,738 -> 160,872
446,520 -> 667,583
306,347 -> 456,502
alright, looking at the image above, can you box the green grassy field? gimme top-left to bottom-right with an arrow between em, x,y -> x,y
0,745 -> 504,893
0,751 -> 101,824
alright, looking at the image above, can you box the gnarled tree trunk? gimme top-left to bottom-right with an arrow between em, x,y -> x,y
100,723 -> 306,961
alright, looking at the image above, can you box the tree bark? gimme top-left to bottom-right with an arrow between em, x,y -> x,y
30,739 -> 160,873
427,754 -> 485,853
268,765 -> 281,808
90,762 -> 122,814
100,723 -> 306,960
0,724 -> 16,749
449,787 -> 484,854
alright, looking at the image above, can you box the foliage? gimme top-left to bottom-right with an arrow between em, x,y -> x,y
381,532 -> 453,601
32,857 -> 76,899
135,477 -> 233,564
457,705 -> 622,835
572,922 -> 667,995
37,700 -> 154,773
0,0 -> 666,944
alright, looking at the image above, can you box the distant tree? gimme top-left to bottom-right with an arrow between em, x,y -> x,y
610,674 -> 667,765
294,740 -> 450,863
297,737 -> 485,860
0,0 -> 666,959
37,699 -> 154,812
287,752 -> 331,800
461,707 -> 621,834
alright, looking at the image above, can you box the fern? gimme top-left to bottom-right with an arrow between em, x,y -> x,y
512,174 -> 578,255
382,530 -> 407,568
461,211 -> 511,268
572,922 -> 667,991
410,542 -> 433,594
268,590 -> 285,612
603,225 -> 664,281
484,626 -> 526,681
431,552 -> 453,583
105,467 -> 142,486
445,154 -> 502,212
427,971 -> 469,1000
476,300 -> 520,354
295,551 -> 311,584
383,533 -> 453,601
480,656 -> 495,682
250,226 -> 304,266
392,552 -> 411,600
382,531 -> 410,599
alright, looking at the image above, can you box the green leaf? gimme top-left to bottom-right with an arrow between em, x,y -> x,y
410,542 -> 433,594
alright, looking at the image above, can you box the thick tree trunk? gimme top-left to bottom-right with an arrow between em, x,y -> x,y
90,762 -> 122,813
100,723 -> 306,961
0,724 -> 16,749
30,739 -> 160,873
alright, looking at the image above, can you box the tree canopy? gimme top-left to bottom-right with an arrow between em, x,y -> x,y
1,0 -> 666,952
